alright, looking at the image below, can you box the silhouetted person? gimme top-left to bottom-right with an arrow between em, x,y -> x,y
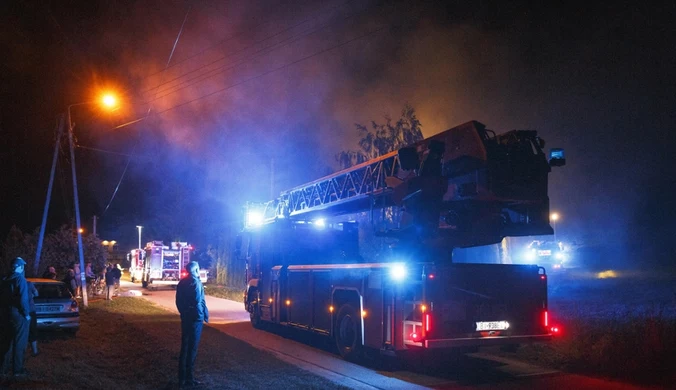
0,257 -> 31,380
63,269 -> 76,297
42,266 -> 56,280
176,261 -> 209,387
105,265 -> 116,300
110,264 -> 122,297
27,281 -> 39,356
73,263 -> 82,298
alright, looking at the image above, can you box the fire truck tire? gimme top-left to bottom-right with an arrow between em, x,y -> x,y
142,280 -> 148,288
335,303 -> 362,361
131,276 -> 136,283
248,290 -> 263,329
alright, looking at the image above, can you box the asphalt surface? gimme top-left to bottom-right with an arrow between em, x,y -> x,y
121,280 -> 651,390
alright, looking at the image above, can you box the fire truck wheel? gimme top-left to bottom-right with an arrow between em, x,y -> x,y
335,303 -> 362,361
131,276 -> 136,283
142,280 -> 148,288
248,290 -> 263,329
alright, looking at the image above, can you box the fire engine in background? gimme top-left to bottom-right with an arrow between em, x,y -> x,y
128,249 -> 145,283
238,120 -> 565,360
523,240 -> 567,270
135,241 -> 207,289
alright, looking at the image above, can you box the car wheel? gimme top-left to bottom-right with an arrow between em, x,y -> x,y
335,303 -> 362,361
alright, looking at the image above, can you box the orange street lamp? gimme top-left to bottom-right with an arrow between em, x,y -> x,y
101,93 -> 117,109
550,212 -> 560,243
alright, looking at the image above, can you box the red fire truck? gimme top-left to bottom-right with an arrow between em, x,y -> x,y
128,248 -> 144,283
239,121 -> 565,359
139,241 -> 207,289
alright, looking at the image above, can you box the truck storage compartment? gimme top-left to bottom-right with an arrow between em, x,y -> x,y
419,263 -> 550,348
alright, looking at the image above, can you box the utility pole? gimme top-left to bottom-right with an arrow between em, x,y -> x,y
68,105 -> 89,307
93,215 -> 98,237
34,115 -> 65,276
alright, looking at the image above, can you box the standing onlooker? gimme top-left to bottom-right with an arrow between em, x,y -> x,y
73,263 -> 82,298
111,264 -> 122,297
63,269 -> 77,297
176,261 -> 209,387
27,281 -> 39,357
105,265 -> 116,300
41,266 -> 56,280
0,257 -> 32,380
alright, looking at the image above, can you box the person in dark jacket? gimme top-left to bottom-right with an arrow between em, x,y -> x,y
175,261 -> 209,387
63,269 -> 77,297
0,257 -> 31,380
41,266 -> 56,280
105,264 -> 116,301
110,264 -> 122,297
27,281 -> 39,357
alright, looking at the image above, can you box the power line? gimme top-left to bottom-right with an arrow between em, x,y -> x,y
138,0 -> 356,100
144,6 -> 360,104
131,0 -> 335,93
98,4 -> 193,216
155,23 -> 388,116
76,145 -> 133,157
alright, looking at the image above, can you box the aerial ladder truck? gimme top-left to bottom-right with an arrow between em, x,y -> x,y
238,120 -> 565,360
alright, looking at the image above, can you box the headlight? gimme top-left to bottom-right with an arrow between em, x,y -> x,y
525,251 -> 536,262
555,252 -> 565,261
246,211 -> 264,227
313,218 -> 326,229
390,264 -> 407,281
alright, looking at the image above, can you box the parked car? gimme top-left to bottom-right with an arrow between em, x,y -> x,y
28,278 -> 80,334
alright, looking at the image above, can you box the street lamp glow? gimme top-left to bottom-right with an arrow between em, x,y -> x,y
78,228 -> 85,234
101,93 -> 117,109
550,212 -> 559,222
136,225 -> 143,251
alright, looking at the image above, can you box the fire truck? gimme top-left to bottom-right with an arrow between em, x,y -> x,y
128,248 -> 145,283
139,241 -> 207,289
238,120 -> 565,360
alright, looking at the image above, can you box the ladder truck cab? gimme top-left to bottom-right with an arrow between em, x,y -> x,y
239,120 -> 565,360
141,241 -> 207,289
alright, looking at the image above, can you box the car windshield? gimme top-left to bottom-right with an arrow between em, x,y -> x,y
35,283 -> 71,299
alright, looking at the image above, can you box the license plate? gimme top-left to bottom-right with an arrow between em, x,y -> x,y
475,321 -> 510,331
37,306 -> 61,313
538,250 -> 551,256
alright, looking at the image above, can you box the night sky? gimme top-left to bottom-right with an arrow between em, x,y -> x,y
1,0 -> 675,263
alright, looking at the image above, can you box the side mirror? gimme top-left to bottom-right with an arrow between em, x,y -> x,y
549,148 -> 566,167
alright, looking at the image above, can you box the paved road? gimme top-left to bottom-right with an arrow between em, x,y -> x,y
122,281 -> 649,390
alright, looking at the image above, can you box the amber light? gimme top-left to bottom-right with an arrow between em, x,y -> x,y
329,306 -> 334,313
361,310 -> 367,318
268,298 -> 273,303
101,93 -> 117,108
285,299 -> 291,306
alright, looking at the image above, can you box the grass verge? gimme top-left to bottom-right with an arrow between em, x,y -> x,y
15,297 -> 347,389
505,294 -> 676,386
204,284 -> 243,302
